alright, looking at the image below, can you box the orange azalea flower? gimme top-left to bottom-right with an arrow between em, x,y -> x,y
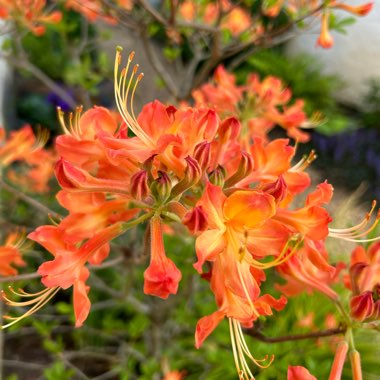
276,240 -> 345,300
114,49 -> 220,178
144,216 -> 182,299
0,232 -> 27,276
0,0 -> 61,35
193,183 -> 293,378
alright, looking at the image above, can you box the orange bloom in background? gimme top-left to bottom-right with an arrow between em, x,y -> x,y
262,0 -> 285,17
317,11 -> 334,48
0,0 -> 61,35
194,66 -> 315,143
0,232 -> 27,276
65,0 -> 118,24
0,125 -> 54,193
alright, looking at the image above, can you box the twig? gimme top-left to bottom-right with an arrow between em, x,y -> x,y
140,30 -> 179,100
0,179 -> 61,219
8,56 -> 76,110
0,256 -> 124,284
245,326 -> 347,343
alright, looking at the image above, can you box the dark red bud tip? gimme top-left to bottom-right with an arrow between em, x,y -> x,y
183,206 -> 208,235
261,176 -> 287,202
194,141 -> 211,172
130,170 -> 149,200
350,291 -> 374,321
225,151 -> 254,188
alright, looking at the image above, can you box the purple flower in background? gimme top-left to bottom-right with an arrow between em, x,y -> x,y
46,85 -> 75,111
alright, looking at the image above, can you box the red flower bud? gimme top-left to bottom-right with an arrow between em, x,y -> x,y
261,176 -> 287,203
194,141 -> 211,173
183,206 -> 208,235
171,156 -> 202,197
130,170 -> 149,201
349,262 -> 368,295
150,171 -> 172,203
350,291 -> 374,321
208,165 -> 226,187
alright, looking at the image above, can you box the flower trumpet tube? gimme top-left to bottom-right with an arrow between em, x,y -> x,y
144,215 -> 182,299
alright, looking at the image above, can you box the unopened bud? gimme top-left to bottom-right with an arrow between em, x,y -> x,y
209,165 -> 226,187
350,291 -> 374,321
142,155 -> 157,182
349,262 -> 368,295
171,156 -> 202,197
150,171 -> 172,203
370,299 -> 380,320
183,206 -> 208,235
194,141 -> 211,173
225,151 -> 254,188
130,170 -> 149,201
261,176 -> 287,203
219,117 -> 241,143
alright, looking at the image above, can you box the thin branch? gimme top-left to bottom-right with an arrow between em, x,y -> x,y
140,29 -> 179,100
0,256 -> 124,284
245,326 -> 347,343
7,56 -> 77,110
0,178 -> 61,219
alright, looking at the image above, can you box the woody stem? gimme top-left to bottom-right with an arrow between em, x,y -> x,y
245,326 -> 347,343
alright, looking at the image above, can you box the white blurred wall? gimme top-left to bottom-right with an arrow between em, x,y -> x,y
286,1 -> 380,108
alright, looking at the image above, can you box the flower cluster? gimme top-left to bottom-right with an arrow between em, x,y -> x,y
2,50 -> 379,379
193,65 -> 318,143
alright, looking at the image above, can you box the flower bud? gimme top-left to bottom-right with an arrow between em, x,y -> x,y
350,291 -> 374,321
183,206 -> 208,235
208,165 -> 226,187
150,171 -> 172,203
194,141 -> 211,173
171,156 -> 202,197
219,117 -> 241,143
224,151 -> 254,188
261,176 -> 287,203
130,170 -> 149,201
349,262 -> 368,295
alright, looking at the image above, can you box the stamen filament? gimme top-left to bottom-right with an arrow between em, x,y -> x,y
1,286 -> 60,329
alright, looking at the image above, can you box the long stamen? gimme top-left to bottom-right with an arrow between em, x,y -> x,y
291,150 -> 317,172
57,106 -> 83,138
33,126 -> 50,151
329,205 -> 380,242
1,286 -> 60,329
229,318 -> 274,380
114,47 -> 154,148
